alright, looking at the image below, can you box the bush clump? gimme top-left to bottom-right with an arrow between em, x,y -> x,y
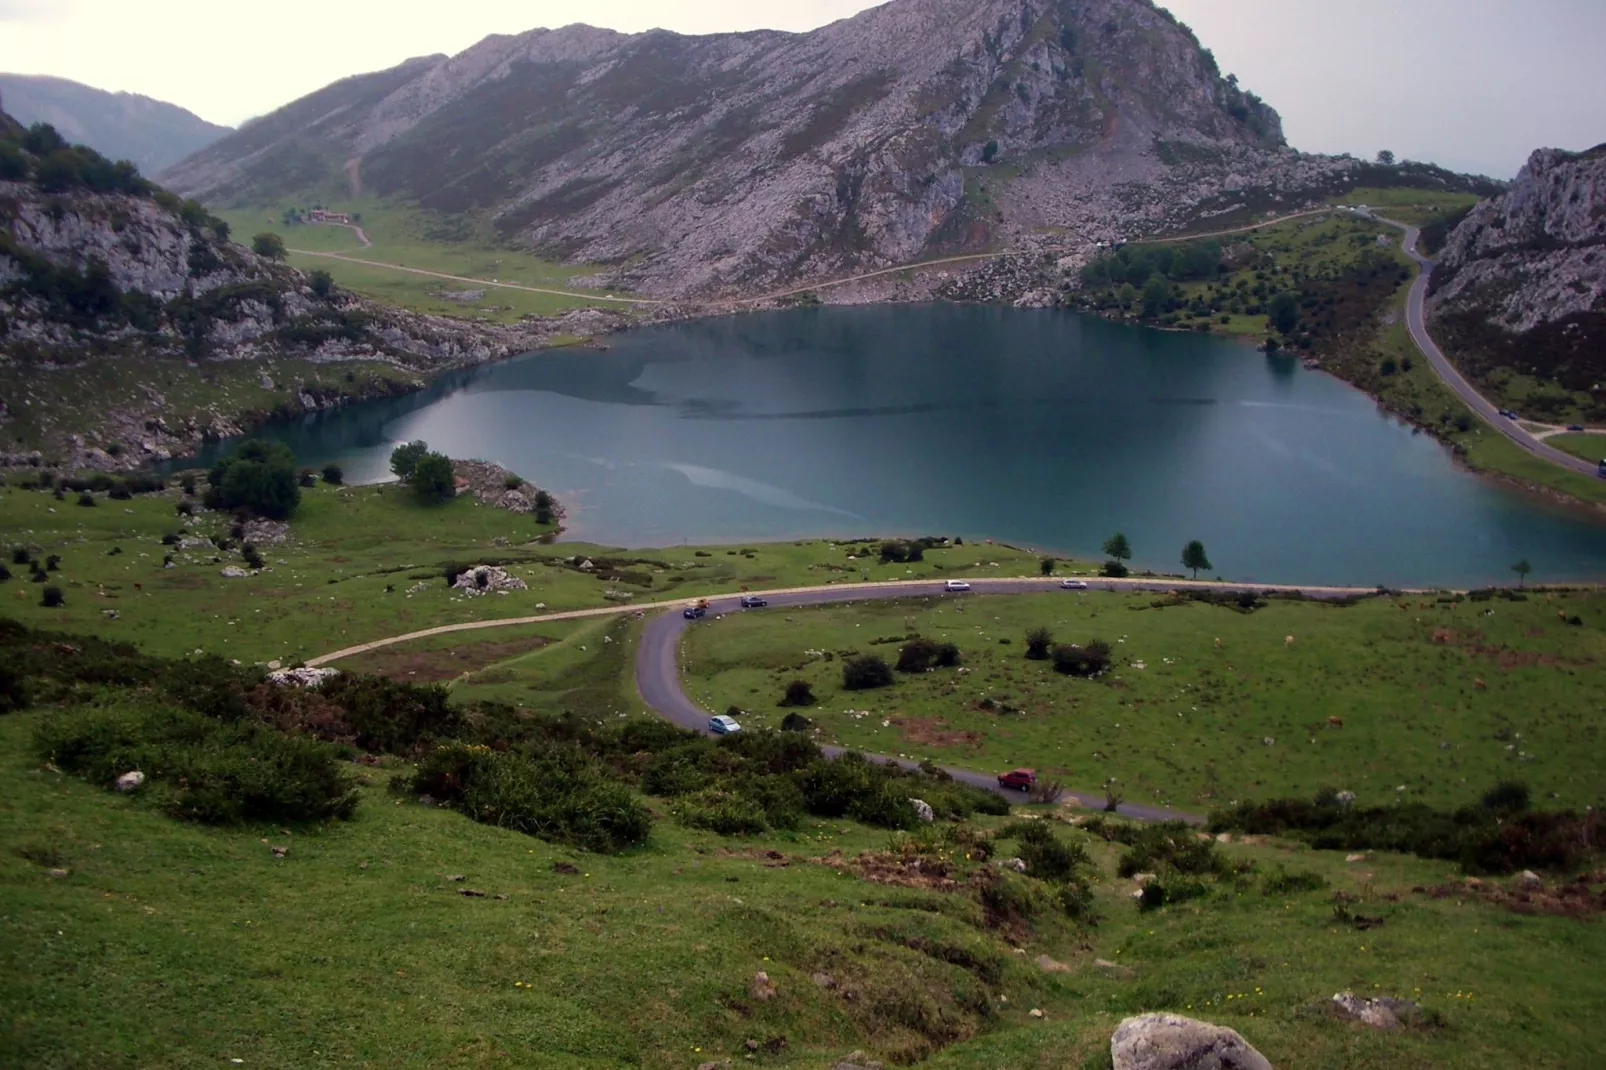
37,705 -> 357,825
1051,641 -> 1111,677
1210,785 -> 1601,875
412,742 -> 650,853
778,679 -> 816,707
843,654 -> 894,691
896,638 -> 962,673
205,440 -> 300,519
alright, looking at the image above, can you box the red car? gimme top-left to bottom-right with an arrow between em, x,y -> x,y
997,768 -> 1036,791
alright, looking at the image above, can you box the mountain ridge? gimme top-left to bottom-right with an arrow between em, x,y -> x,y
0,74 -> 231,175
162,0 -> 1344,297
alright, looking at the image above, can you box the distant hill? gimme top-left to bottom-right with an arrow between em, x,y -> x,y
0,74 -> 231,174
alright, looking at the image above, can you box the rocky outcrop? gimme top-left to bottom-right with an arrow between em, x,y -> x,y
1428,144 -> 1606,420
1110,1013 -> 1272,1070
161,0 -> 1395,299
0,110 -> 638,467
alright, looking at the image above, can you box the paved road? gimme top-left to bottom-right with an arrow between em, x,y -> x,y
312,575 -> 1392,823
1384,219 -> 1600,477
634,577 -> 1382,824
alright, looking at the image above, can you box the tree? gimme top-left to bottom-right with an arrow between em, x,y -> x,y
1039,556 -> 1056,576
321,463 -> 343,485
982,140 -> 999,164
1118,282 -> 1137,309
1102,532 -> 1132,567
1268,292 -> 1300,335
1511,558 -> 1532,588
410,452 -> 456,504
1376,149 -> 1396,166
1025,627 -> 1054,661
205,440 -> 300,519
779,680 -> 816,707
532,489 -> 556,526
389,440 -> 429,480
309,270 -> 335,299
1181,540 -> 1212,578
842,654 -> 894,691
1141,275 -> 1170,318
251,233 -> 287,260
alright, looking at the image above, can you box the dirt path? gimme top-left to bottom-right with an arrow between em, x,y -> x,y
282,249 -> 666,306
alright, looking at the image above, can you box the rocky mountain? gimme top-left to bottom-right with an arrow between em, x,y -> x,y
0,112 -> 625,468
1428,144 -> 1606,421
0,75 -> 231,175
163,0 -> 1390,297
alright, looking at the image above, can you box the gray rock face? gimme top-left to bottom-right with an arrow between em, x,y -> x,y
161,0 -> 1353,298
1329,991 -> 1417,1030
1432,146 -> 1606,335
1111,1012 -> 1273,1070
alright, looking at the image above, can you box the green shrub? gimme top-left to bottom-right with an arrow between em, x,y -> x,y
1057,879 -> 1098,923
413,742 -> 650,853
317,674 -> 460,755
77,491 -> 96,507
781,711 -> 813,731
1262,867 -> 1328,896
1003,821 -> 1091,881
1101,560 -> 1129,578
205,440 -> 300,520
843,654 -> 894,690
40,586 -> 64,608
675,788 -> 770,835
1116,823 -> 1230,879
321,463 -> 343,485
1138,876 -> 1210,912
0,662 -> 29,712
779,679 -> 815,706
36,705 -> 357,825
1052,641 -> 1111,677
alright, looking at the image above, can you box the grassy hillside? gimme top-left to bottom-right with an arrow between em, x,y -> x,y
683,589 -> 1606,812
215,201 -> 638,323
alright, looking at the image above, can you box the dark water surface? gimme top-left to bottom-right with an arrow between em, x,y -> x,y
196,305 -> 1606,586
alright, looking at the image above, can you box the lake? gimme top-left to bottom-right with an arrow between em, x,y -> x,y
200,305 -> 1606,587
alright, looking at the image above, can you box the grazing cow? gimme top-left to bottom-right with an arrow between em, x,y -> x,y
1474,678 -> 1487,689
1327,716 -> 1344,727
1284,635 -> 1295,647
1214,637 -> 1223,649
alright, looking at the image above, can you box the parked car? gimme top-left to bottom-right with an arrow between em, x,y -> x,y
997,768 -> 1036,791
1060,579 -> 1089,590
944,580 -> 972,592
739,595 -> 768,608
1499,409 -> 1518,419
1567,424 -> 1585,432
708,715 -> 741,734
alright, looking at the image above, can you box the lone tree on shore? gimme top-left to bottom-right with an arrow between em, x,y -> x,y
389,440 -> 428,480
1511,558 -> 1532,588
1181,540 -> 1212,579
410,452 -> 457,504
1102,532 -> 1132,569
1376,149 -> 1396,165
1039,556 -> 1055,576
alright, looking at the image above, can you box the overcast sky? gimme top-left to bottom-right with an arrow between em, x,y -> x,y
1,0 -> 1602,178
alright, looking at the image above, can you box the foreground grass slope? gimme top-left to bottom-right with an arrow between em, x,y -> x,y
683,590 -> 1606,810
6,704 -> 1606,1069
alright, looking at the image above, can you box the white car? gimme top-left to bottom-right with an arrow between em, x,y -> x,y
944,580 -> 972,592
708,715 -> 741,734
1060,579 -> 1089,590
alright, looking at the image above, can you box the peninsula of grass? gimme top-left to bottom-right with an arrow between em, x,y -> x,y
1545,432 -> 1606,466
681,589 -> 1606,812
0,477 -> 1065,664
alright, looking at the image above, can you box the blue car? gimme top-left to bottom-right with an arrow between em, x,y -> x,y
708,715 -> 741,734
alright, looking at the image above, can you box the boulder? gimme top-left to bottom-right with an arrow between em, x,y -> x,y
831,1054 -> 883,1070
451,565 -> 528,596
1111,1013 -> 1272,1070
115,770 -> 146,792
908,798 -> 935,822
749,971 -> 776,1002
267,667 -> 341,688
1330,992 -> 1417,1029
1518,870 -> 1543,889
1003,857 -> 1028,874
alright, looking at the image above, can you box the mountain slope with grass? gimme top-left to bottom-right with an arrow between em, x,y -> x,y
1428,144 -> 1606,424
161,0 -> 1400,297
0,110 -> 623,469
0,75 -> 230,175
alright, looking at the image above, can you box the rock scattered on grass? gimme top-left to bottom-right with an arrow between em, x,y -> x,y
831,1053 -> 884,1070
908,798 -> 935,822
115,770 -> 145,792
749,971 -> 776,1002
451,565 -> 527,596
267,667 -> 340,688
1111,1012 -> 1272,1070
1330,991 -> 1418,1029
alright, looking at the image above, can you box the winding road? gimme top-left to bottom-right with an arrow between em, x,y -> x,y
1383,219 -> 1600,476
314,575 -> 1390,823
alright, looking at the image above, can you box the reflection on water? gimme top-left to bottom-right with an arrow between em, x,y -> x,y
176,305 -> 1606,587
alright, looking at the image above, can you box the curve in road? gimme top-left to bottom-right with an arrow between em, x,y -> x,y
313,575 -> 1391,824
1382,219 -> 1599,477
